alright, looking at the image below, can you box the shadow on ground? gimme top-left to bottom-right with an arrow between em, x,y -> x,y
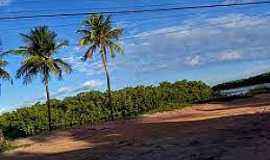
1,109 -> 270,160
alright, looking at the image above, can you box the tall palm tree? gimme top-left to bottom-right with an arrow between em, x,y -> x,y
78,14 -> 124,120
9,26 -> 72,131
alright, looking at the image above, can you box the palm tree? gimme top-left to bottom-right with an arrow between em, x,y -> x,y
78,14 -> 124,120
9,26 -> 72,131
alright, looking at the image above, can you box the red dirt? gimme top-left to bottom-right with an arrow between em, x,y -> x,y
2,94 -> 270,160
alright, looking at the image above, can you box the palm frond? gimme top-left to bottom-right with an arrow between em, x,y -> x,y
16,55 -> 44,84
54,58 -> 72,74
0,58 -> 11,82
108,42 -> 124,58
5,47 -> 29,56
82,45 -> 96,61
55,40 -> 69,51
79,37 -> 90,46
77,29 -> 91,35
20,33 -> 34,44
21,68 -> 39,85
46,59 -> 62,80
79,14 -> 124,60
0,68 -> 10,81
107,28 -> 123,40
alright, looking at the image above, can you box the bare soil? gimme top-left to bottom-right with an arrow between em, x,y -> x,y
2,94 -> 270,160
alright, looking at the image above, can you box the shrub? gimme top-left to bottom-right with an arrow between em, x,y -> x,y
0,80 -> 213,139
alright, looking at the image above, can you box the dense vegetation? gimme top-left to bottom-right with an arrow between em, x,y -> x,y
212,72 -> 270,91
0,80 -> 212,139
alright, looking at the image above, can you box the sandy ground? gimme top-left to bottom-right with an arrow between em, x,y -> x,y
1,94 -> 270,160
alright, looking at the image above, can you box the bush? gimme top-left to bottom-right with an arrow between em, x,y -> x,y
0,80 -> 213,139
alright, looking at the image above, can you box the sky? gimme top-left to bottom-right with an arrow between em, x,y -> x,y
0,0 -> 270,112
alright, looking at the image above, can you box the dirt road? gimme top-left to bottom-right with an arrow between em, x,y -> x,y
2,94 -> 270,160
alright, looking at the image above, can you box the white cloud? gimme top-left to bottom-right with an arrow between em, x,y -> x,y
207,14 -> 266,28
219,51 -> 241,61
53,87 -> 72,96
63,55 -> 115,76
82,80 -> 103,89
119,13 -> 270,75
185,55 -> 202,66
23,79 -> 104,105
52,80 -> 103,97
57,87 -> 71,93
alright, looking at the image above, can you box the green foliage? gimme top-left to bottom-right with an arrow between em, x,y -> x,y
0,80 -> 213,139
78,14 -> 124,61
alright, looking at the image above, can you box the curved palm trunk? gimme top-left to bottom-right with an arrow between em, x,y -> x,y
45,78 -> 52,131
101,51 -> 114,121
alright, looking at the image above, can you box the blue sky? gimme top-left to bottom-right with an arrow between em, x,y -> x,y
0,0 -> 270,112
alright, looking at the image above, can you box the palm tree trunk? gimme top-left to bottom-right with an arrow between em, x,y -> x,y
101,51 -> 114,121
45,78 -> 52,131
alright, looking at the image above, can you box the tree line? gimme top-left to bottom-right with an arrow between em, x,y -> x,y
0,80 -> 213,139
212,72 -> 270,91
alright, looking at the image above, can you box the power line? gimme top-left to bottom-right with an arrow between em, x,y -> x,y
122,13 -> 270,40
0,1 -> 270,21
1,2 -> 184,15
2,11 -> 201,31
59,12 -> 270,45
3,12 -> 270,41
